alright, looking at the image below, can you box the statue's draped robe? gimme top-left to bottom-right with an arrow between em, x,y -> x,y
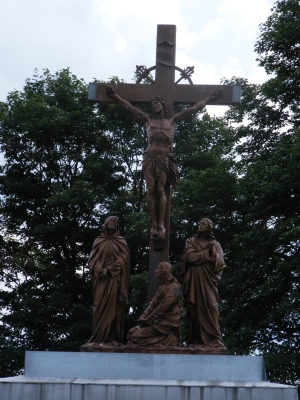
181,237 -> 225,346
88,234 -> 130,343
142,152 -> 179,188
128,280 -> 183,346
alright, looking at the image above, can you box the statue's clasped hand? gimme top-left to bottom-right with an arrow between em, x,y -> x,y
138,316 -> 148,326
99,268 -> 108,281
138,315 -> 154,326
208,240 -> 215,257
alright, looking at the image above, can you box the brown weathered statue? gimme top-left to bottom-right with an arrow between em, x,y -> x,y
127,262 -> 183,346
105,85 -> 223,240
181,218 -> 225,347
88,216 -> 130,344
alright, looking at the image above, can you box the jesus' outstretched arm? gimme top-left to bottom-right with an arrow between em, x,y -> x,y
105,84 -> 149,122
173,87 -> 223,123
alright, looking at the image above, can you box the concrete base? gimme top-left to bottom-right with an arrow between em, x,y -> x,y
24,351 -> 267,381
0,351 -> 298,400
0,376 -> 298,400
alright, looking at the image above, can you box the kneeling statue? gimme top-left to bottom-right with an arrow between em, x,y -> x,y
127,262 -> 183,346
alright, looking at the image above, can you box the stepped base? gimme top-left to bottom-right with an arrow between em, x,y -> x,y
0,376 -> 297,400
0,351 -> 297,400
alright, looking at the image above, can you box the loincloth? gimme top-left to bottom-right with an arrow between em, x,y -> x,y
142,152 -> 179,188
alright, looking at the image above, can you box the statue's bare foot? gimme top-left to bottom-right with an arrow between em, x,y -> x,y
157,225 -> 165,239
151,223 -> 158,237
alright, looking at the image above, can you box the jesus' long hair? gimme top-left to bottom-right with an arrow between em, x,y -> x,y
148,97 -> 170,119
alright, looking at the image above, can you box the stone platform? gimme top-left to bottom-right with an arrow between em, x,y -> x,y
0,351 -> 298,400
23,351 -> 266,381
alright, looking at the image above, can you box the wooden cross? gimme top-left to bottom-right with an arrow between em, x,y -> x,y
89,25 -> 240,301
89,25 -> 240,113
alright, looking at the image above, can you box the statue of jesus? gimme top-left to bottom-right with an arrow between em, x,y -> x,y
105,85 -> 223,239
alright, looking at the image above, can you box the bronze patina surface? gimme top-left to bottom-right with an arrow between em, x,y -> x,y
181,218 -> 226,349
85,216 -> 130,346
104,85 -> 222,243
127,262 -> 183,347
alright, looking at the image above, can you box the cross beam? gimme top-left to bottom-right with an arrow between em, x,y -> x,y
89,25 -> 241,113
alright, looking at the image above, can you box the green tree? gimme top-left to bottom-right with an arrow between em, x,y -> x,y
170,108 -> 238,258
0,68 -> 126,375
219,0 -> 300,386
255,0 -> 300,120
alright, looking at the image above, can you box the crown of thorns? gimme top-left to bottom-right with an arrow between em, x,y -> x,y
148,97 -> 170,118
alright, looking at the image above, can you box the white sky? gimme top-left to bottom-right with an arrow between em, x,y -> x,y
0,0 -> 275,117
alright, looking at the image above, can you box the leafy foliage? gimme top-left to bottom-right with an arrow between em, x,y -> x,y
0,69 -> 125,374
220,2 -> 300,386
255,0 -> 300,118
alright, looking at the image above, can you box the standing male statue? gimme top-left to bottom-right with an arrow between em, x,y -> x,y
105,85 -> 223,240
87,216 -> 130,345
181,218 -> 225,348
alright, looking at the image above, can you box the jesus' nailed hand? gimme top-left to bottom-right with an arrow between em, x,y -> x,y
105,84 -> 223,240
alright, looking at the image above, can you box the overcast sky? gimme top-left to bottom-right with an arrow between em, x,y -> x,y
1,0 -> 275,116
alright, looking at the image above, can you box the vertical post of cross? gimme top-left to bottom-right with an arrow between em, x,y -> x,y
155,25 -> 176,113
147,25 -> 176,301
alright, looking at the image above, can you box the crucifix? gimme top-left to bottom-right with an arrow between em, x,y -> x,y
89,25 -> 240,301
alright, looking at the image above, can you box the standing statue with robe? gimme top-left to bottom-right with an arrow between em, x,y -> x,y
181,218 -> 225,347
88,216 -> 130,345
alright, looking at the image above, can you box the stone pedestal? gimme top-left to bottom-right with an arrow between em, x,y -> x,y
0,351 -> 298,400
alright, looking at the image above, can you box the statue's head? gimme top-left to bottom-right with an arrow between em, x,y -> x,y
149,97 -> 170,119
156,262 -> 173,281
197,218 -> 215,240
102,216 -> 120,237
